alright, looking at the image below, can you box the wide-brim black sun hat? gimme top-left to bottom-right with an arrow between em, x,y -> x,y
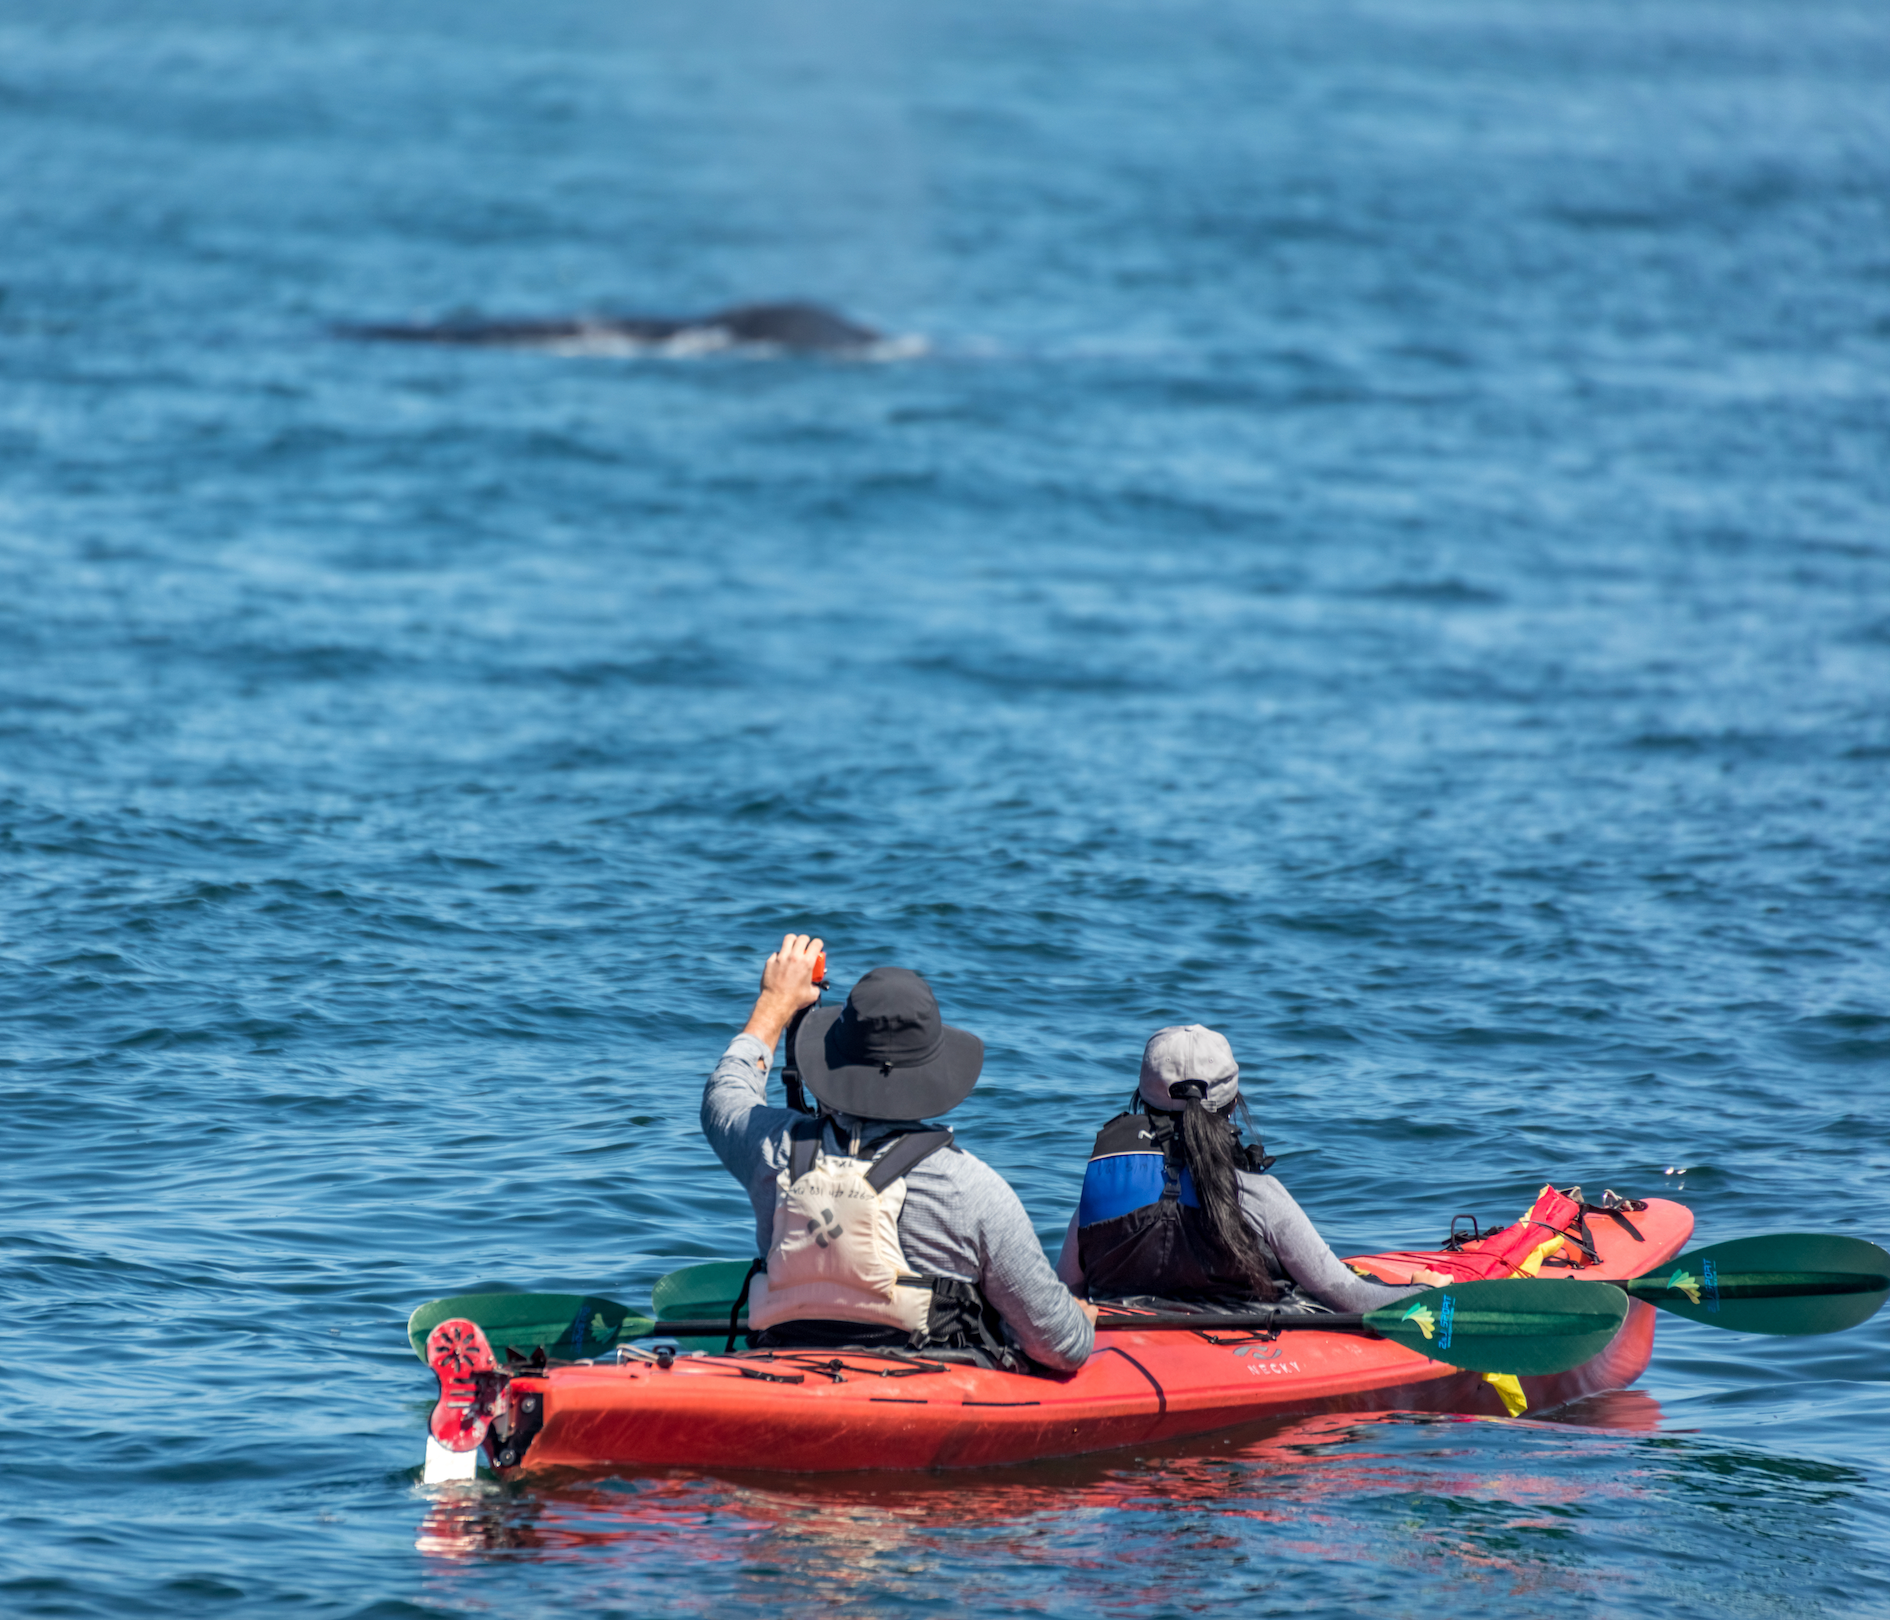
792,965 -> 984,1119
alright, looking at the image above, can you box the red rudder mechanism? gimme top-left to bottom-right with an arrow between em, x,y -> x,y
427,1318 -> 503,1453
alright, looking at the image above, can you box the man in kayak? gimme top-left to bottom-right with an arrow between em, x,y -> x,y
1057,1024 -> 1448,1310
702,934 -> 1096,1373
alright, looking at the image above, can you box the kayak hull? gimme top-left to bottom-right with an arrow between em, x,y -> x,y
497,1196 -> 1691,1476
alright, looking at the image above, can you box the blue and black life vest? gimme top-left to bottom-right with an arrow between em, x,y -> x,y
1075,1109 -> 1284,1299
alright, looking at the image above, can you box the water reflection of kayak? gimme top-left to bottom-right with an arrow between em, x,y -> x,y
468,1197 -> 1691,1477
418,1395 -> 1668,1562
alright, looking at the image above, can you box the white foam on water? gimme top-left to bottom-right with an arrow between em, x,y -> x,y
421,1435 -> 478,1484
526,324 -> 926,361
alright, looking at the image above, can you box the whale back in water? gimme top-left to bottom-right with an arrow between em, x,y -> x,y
337,300 -> 882,354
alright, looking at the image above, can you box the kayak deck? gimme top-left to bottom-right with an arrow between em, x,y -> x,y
492,1196 -> 1692,1476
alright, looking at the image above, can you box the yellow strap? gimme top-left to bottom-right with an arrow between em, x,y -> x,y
1483,1372 -> 1528,1417
1512,1234 -> 1565,1277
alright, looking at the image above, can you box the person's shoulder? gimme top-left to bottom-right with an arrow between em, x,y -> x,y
1088,1109 -> 1155,1158
926,1137 -> 1021,1198
1237,1169 -> 1299,1212
748,1107 -> 815,1156
933,1132 -> 996,1174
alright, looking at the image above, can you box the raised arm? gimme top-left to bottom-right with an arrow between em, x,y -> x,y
700,934 -> 827,1243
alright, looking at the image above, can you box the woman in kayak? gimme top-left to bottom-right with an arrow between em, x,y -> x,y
1056,1025 -> 1446,1311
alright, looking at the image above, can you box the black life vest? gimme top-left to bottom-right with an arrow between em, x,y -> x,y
1075,1109 -> 1284,1300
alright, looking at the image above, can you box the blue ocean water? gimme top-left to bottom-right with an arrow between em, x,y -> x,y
3,0 -> 1888,1614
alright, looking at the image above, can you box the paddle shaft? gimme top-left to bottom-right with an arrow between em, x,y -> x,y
1097,1310 -> 1370,1332
1627,1272 -> 1886,1301
648,1312 -> 1376,1337
645,1280 -> 1628,1374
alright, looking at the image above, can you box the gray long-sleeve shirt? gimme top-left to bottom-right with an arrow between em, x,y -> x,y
701,1033 -> 1095,1372
1054,1168 -> 1426,1315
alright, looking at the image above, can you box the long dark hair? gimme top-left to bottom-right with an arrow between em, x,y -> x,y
1141,1081 -> 1276,1301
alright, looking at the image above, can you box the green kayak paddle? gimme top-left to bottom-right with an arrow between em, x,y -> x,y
405,1261 -> 753,1361
406,1292 -> 653,1362
407,1233 -> 1890,1364
1126,1277 -> 1628,1374
1619,1233 -> 1890,1336
639,1278 -> 1629,1377
415,1271 -> 1612,1374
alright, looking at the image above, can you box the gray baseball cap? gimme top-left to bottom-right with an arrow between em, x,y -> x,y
1139,1024 -> 1239,1112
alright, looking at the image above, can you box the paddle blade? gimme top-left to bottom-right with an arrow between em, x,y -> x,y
1362,1279 -> 1628,1376
650,1259 -> 758,1351
651,1260 -> 756,1321
406,1292 -> 652,1361
1623,1234 -> 1890,1336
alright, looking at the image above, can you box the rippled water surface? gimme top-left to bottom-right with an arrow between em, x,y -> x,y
4,1 -> 1888,1615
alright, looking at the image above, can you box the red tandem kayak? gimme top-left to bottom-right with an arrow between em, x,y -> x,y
440,1190 -> 1692,1476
